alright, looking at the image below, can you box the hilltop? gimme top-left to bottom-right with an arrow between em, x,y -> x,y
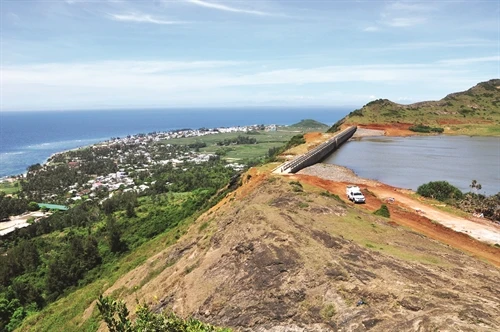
289,119 -> 329,130
328,79 -> 500,136
19,163 -> 500,331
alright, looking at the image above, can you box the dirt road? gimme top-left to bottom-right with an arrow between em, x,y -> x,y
0,211 -> 47,236
371,187 -> 500,244
294,164 -> 500,266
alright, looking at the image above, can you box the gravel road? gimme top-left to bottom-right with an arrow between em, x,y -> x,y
298,163 -> 377,185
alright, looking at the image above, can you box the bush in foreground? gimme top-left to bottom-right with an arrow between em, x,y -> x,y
97,295 -> 231,332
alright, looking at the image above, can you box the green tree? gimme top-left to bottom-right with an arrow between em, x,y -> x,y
106,216 -> 126,253
126,203 -> 136,218
470,180 -> 482,193
27,202 -> 39,211
11,279 -> 44,307
417,181 -> 463,202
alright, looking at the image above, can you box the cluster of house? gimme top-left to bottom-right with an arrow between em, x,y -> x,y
63,151 -> 245,204
103,124 -> 278,145
5,124 -> 263,206
66,171 -> 135,202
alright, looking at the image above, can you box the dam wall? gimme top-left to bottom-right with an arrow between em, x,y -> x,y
281,126 -> 357,174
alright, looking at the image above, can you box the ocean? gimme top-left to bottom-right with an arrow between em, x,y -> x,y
0,107 -> 348,177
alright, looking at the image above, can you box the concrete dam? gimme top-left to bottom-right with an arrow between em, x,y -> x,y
279,126 -> 357,174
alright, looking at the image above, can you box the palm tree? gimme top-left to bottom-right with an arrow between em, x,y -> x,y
470,180 -> 482,193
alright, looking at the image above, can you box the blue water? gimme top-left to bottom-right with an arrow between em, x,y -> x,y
324,136 -> 500,195
0,107 -> 347,177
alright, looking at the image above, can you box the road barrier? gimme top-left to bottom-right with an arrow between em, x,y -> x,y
280,126 -> 357,174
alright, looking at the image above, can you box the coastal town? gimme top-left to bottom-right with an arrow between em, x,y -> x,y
0,124 -> 279,236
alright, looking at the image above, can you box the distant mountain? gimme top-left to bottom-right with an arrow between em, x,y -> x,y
328,79 -> 500,136
289,119 -> 329,129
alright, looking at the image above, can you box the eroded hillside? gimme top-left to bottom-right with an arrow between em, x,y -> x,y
92,171 -> 500,331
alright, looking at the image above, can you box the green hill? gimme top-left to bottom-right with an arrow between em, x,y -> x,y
328,79 -> 500,136
289,119 -> 329,129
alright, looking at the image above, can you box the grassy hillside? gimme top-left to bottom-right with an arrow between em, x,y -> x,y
19,167 -> 500,331
289,119 -> 329,130
329,79 -> 500,136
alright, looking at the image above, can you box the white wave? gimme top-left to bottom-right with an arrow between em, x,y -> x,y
0,151 -> 25,156
24,137 -> 109,150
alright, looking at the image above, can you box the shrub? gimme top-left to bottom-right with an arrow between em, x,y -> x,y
373,204 -> 390,218
285,135 -> 306,149
266,134 -> 306,161
417,181 -> 463,202
320,304 -> 336,320
458,109 -> 475,117
298,202 -> 309,208
349,109 -> 364,117
27,202 -> 40,211
409,124 -> 444,133
289,181 -> 303,192
320,191 -> 343,203
327,119 -> 345,133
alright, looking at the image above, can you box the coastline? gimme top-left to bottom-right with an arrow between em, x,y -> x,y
0,123 -> 281,180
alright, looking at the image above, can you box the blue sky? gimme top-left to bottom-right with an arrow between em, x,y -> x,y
1,0 -> 499,111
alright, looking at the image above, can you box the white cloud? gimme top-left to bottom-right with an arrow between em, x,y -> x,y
363,26 -> 380,32
377,1 -> 434,28
184,0 -> 274,16
109,13 -> 187,25
1,60 -> 474,97
383,17 -> 426,27
437,56 -> 500,66
364,40 -> 496,52
386,2 -> 436,12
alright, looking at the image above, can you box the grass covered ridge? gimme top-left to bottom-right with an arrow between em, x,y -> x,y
329,79 -> 500,136
289,119 -> 329,129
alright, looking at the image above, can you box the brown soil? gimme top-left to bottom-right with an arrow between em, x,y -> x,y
284,132 -> 334,156
303,132 -> 324,142
293,173 -> 500,267
346,123 -> 416,137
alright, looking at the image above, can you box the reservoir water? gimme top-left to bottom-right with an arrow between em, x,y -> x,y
323,135 -> 500,195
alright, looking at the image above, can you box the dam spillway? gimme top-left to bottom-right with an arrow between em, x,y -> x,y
279,126 -> 357,174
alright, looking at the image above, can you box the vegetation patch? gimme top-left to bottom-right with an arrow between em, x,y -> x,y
373,204 -> 390,218
297,202 -> 309,209
0,181 -> 20,195
326,119 -> 345,133
417,181 -> 463,202
320,191 -> 343,203
97,296 -> 231,331
409,124 -> 444,133
289,181 -> 304,192
320,303 -> 336,321
198,221 -> 210,232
